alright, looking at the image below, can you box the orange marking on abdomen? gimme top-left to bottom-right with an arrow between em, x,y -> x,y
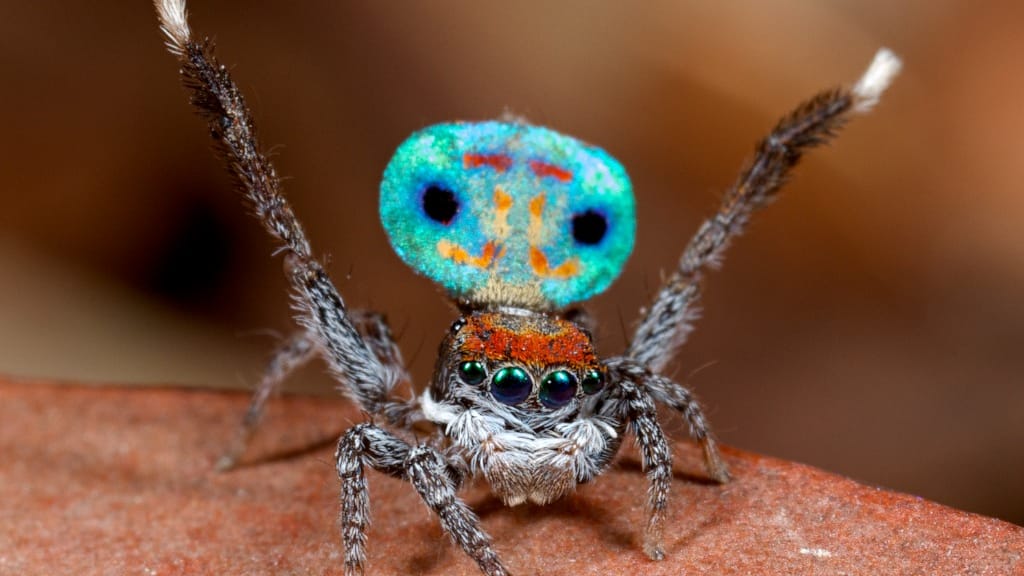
437,239 -> 498,269
529,160 -> 573,182
530,246 -> 579,279
464,153 -> 512,172
527,193 -> 545,244
492,187 -> 513,239
494,188 -> 513,211
528,194 -> 545,218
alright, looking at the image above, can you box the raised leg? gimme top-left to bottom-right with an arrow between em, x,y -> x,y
155,0 -> 408,416
628,50 -> 902,373
335,424 -> 507,576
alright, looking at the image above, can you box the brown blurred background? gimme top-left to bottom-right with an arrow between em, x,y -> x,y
1,1 -> 1021,525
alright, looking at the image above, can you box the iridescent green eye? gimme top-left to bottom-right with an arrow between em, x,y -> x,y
457,361 -> 487,385
581,369 -> 605,395
491,366 -> 532,405
539,370 -> 578,408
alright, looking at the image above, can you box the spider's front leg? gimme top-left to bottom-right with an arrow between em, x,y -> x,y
155,0 -> 410,419
629,49 -> 902,373
336,423 -> 507,576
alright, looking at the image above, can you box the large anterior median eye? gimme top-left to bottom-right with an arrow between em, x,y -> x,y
491,366 -> 532,405
422,185 -> 458,225
571,210 -> 608,245
539,370 -> 578,408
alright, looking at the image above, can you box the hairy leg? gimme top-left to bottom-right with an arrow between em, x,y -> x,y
610,357 -> 729,483
155,0 -> 408,415
611,377 -> 675,560
216,311 -> 412,471
628,50 -> 901,372
217,330 -> 317,471
335,424 -> 506,576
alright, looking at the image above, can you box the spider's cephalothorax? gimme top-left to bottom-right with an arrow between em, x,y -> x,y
426,310 -> 618,507
154,2 -> 900,574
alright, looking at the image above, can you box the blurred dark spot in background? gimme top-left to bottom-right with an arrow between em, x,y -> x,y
1,1 -> 1021,525
142,190 -> 236,318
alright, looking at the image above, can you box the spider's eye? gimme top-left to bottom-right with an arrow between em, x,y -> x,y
422,185 -> 458,225
457,361 -> 487,386
491,366 -> 532,405
581,369 -> 605,395
571,210 -> 608,245
539,370 -> 578,408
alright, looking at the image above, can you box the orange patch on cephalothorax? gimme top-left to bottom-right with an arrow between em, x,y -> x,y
529,160 -> 573,182
437,239 -> 499,269
530,246 -> 579,279
464,153 -> 512,172
459,314 -> 597,368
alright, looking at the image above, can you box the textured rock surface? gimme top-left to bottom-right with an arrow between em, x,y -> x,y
1,378 -> 1021,575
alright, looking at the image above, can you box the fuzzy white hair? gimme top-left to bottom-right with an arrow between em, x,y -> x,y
853,48 -> 902,113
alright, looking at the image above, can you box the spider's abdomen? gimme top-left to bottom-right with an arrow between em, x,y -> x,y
380,122 -> 636,310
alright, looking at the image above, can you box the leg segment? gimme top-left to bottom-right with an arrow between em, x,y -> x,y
216,312 -> 410,471
336,424 -> 507,576
612,378 -> 674,561
628,50 -> 901,373
217,330 -> 317,471
156,1 -> 406,416
610,358 -> 729,483
349,310 -> 409,384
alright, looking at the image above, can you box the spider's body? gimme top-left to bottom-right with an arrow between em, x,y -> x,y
423,309 -> 617,507
381,121 -> 635,310
154,2 -> 900,574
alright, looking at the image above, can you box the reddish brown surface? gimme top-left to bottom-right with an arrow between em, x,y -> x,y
2,378 -> 1021,576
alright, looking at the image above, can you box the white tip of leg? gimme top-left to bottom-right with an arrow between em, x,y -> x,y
852,48 -> 902,113
155,0 -> 192,53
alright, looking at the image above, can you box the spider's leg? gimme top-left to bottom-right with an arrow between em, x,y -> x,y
347,309 -> 420,425
155,0 -> 405,417
610,357 -> 729,483
349,310 -> 412,390
628,50 -> 901,372
217,330 -> 317,471
336,424 -> 507,576
611,376 -> 674,561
